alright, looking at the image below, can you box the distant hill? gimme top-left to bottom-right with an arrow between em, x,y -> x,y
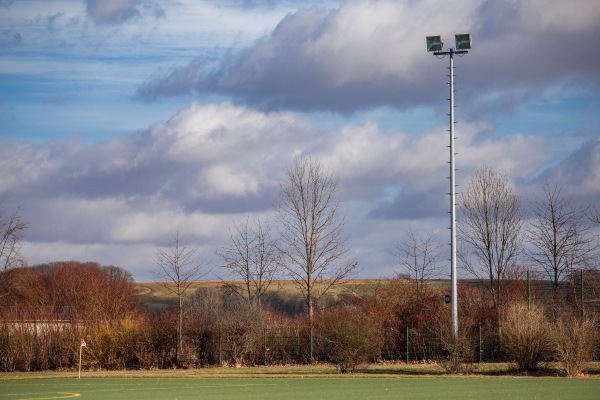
133,279 -> 392,310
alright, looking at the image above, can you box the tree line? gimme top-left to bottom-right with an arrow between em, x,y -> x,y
0,157 -> 599,374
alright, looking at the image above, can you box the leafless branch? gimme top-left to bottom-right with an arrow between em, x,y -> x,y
153,231 -> 208,364
458,166 -> 523,313
391,227 -> 443,295
275,156 -> 357,325
526,181 -> 599,293
0,203 -> 28,272
215,216 -> 282,303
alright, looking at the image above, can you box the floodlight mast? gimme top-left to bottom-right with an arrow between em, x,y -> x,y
426,34 -> 471,339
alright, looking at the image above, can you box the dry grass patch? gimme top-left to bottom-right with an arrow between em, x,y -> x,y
1,362 -> 600,381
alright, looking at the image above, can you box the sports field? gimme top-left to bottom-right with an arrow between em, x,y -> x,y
1,375 -> 599,400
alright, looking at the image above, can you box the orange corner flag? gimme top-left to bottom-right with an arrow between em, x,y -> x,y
78,338 -> 86,379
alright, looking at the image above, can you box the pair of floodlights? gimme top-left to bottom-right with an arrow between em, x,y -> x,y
426,34 -> 471,52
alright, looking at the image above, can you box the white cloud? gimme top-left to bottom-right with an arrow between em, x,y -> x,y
320,119 -> 550,205
149,102 -> 309,164
517,0 -> 600,34
302,0 -> 479,83
22,240 -> 159,280
203,164 -> 259,198
454,126 -> 551,180
2,0 -> 599,281
137,0 -> 600,116
85,0 -> 164,25
542,136 -> 600,199
320,120 -> 445,197
5,101 -> 590,280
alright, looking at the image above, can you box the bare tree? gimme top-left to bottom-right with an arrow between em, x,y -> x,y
275,156 -> 357,326
153,231 -> 208,364
0,203 -> 27,272
526,181 -> 599,307
215,216 -> 282,304
458,166 -> 523,316
391,228 -> 443,296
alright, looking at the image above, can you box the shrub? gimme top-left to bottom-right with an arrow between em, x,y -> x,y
432,317 -> 476,374
85,317 -> 138,370
219,300 -> 266,367
499,302 -> 553,372
554,313 -> 598,376
316,304 -> 383,373
134,310 -> 177,369
185,287 -> 223,367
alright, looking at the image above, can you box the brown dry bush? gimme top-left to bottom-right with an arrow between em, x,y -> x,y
85,317 -> 138,370
316,304 -> 383,373
432,317 -> 477,374
185,287 -> 223,367
499,301 -> 553,372
0,306 -> 83,372
134,310 -> 177,369
554,313 -> 598,376
219,300 -> 266,367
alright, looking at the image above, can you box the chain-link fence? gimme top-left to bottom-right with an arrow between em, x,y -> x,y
526,269 -> 600,318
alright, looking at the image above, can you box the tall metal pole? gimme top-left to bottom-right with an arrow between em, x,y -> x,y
448,49 -> 458,338
427,35 -> 469,339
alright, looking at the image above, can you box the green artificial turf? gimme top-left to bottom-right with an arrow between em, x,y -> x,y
1,376 -> 599,400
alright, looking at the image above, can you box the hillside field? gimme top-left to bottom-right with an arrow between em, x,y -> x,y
133,279 -> 407,309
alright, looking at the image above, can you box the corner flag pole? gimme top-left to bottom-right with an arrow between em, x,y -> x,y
79,338 -> 86,379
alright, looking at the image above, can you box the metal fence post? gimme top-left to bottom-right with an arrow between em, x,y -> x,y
405,326 -> 409,364
478,325 -> 482,363
310,327 -> 314,363
264,327 -> 267,366
218,335 -> 222,366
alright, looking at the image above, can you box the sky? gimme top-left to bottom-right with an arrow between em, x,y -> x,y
1,0 -> 599,282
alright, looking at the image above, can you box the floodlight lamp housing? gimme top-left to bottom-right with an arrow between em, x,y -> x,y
426,36 -> 443,52
455,34 -> 472,50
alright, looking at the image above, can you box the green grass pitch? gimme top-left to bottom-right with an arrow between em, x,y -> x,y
1,377 -> 599,400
